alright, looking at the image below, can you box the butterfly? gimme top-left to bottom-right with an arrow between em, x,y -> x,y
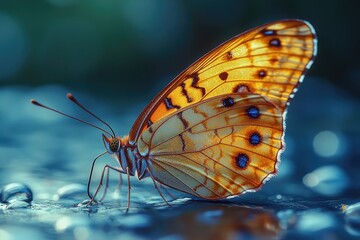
32,19 -> 317,207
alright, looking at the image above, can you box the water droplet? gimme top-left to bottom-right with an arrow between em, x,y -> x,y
0,182 -> 33,203
5,200 -> 30,209
345,202 -> 360,223
77,199 -> 92,207
54,183 -> 87,201
344,202 -> 360,236
303,165 -> 349,196
76,199 -> 99,213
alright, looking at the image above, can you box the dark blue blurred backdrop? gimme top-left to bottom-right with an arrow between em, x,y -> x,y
0,1 -> 359,101
1,1 -> 360,240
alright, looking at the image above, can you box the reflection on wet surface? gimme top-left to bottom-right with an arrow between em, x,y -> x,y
0,188 -> 359,240
1,80 -> 360,239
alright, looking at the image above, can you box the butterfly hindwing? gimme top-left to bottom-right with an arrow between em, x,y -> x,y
129,19 -> 317,143
137,93 -> 283,199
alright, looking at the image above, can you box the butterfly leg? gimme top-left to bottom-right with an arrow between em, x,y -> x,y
88,164 -> 127,206
159,183 -> 176,200
126,167 -> 131,212
98,166 -> 110,202
146,167 -> 171,206
87,151 -> 107,201
87,165 -> 107,206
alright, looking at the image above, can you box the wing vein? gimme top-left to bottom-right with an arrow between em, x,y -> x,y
151,159 -> 224,197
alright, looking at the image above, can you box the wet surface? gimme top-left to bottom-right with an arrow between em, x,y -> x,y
1,78 -> 360,239
0,191 -> 359,239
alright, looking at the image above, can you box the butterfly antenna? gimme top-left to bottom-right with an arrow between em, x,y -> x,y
66,93 -> 116,137
31,99 -> 114,137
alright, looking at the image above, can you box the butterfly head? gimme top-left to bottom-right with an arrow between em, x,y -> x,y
102,134 -> 121,154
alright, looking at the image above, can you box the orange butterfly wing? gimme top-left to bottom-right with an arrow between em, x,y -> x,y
129,19 -> 317,144
137,93 -> 283,198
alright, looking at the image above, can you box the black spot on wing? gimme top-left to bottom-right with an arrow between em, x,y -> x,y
261,29 -> 277,36
164,97 -> 180,110
247,106 -> 260,119
180,83 -> 192,103
178,133 -> 186,151
249,132 -> 261,145
147,119 -> 153,127
225,51 -> 233,60
147,119 -> 154,133
258,69 -> 267,78
189,73 -> 206,96
177,112 -> 189,129
235,153 -> 249,168
219,72 -> 228,81
222,97 -> 235,107
269,38 -> 281,47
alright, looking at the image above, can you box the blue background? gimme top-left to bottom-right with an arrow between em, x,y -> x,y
1,1 -> 359,239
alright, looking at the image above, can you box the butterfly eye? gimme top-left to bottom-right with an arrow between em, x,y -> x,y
102,134 -> 120,153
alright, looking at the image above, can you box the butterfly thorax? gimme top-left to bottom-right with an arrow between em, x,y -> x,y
102,134 -> 148,179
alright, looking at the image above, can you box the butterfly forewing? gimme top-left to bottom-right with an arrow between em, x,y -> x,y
137,93 -> 283,199
129,19 -> 317,143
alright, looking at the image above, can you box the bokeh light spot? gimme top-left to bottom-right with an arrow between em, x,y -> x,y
313,130 -> 340,157
0,229 -> 11,240
55,217 -> 71,233
303,165 -> 349,196
296,211 -> 337,232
